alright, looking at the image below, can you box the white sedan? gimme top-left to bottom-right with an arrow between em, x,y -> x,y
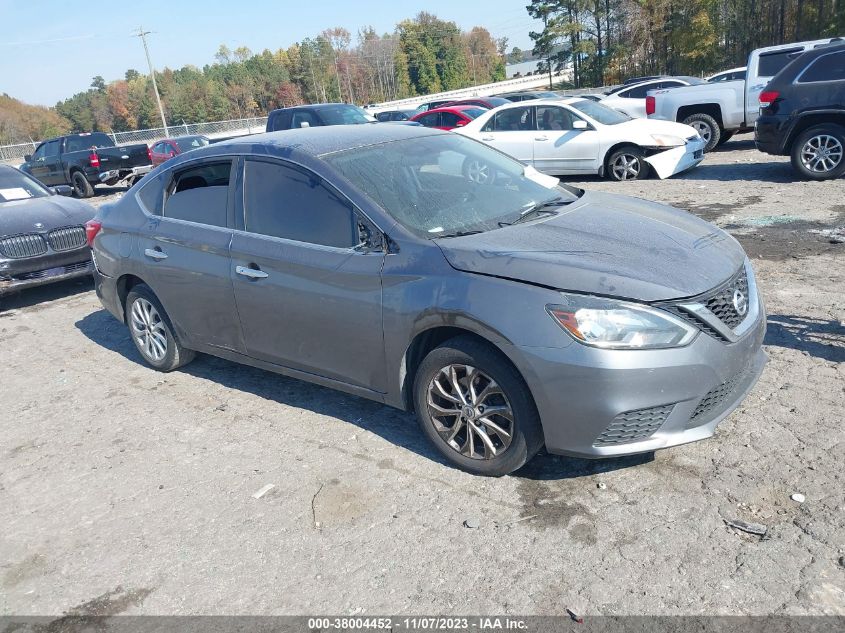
455,98 -> 706,181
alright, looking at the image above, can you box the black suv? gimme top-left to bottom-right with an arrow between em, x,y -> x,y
755,42 -> 845,180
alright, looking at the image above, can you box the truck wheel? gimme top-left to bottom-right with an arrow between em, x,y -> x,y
683,113 -> 721,152
71,171 -> 94,198
790,125 -> 845,181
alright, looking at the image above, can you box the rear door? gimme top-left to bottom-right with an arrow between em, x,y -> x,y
533,105 -> 600,174
135,158 -> 243,353
230,157 -> 386,391
477,106 -> 535,164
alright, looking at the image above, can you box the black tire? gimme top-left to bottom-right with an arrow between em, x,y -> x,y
71,171 -> 94,198
682,113 -> 721,152
413,336 -> 543,476
716,131 -> 735,147
606,146 -> 649,181
789,124 -> 845,181
125,284 -> 195,372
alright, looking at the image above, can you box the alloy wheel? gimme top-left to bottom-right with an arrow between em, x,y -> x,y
691,121 -> 712,144
800,134 -> 843,173
130,297 -> 168,362
611,153 -> 642,180
426,364 -> 514,460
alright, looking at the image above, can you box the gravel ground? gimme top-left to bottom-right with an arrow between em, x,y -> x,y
1,134 -> 843,617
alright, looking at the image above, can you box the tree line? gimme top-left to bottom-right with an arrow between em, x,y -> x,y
0,12 -> 507,145
529,0 -> 845,88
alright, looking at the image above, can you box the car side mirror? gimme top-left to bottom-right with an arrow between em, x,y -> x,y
573,120 -> 589,130
24,154 -> 32,162
353,220 -> 384,253
52,185 -> 73,197
300,121 -> 310,128
169,151 -> 176,158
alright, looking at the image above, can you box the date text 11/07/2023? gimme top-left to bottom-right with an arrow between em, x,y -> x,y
306,617 -> 530,631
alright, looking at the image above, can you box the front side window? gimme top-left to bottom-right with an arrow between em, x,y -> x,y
292,111 -> 319,128
162,161 -> 232,227
537,106 -> 575,131
314,105 -> 374,125
440,112 -> 461,127
799,51 -> 845,82
242,160 -> 356,248
43,140 -> 61,158
271,110 -> 293,131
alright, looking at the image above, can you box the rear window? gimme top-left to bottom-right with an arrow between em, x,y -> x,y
758,48 -> 804,77
798,50 -> 845,82
174,136 -> 209,152
65,133 -> 114,152
315,105 -> 373,125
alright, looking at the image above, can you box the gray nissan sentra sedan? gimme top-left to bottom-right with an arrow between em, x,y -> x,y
89,125 -> 766,476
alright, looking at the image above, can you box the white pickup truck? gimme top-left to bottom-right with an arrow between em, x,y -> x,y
646,37 -> 844,151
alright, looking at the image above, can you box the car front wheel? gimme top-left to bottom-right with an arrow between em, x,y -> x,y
790,125 -> 845,180
413,336 -> 543,476
125,283 -> 195,372
607,147 -> 649,181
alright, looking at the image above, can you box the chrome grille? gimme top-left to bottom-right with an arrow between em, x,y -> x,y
0,233 -> 48,259
47,226 -> 87,252
690,368 -> 749,423
593,404 -> 674,447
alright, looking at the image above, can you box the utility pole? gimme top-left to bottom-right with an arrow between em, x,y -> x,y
134,27 -> 169,135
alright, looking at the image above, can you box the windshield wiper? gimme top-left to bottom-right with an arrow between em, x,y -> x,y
502,196 -> 569,227
435,229 -> 485,238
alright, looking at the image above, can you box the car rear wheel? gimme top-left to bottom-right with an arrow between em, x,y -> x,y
71,171 -> 94,198
413,336 -> 543,476
607,147 -> 649,181
125,284 -> 195,372
790,125 -> 845,181
682,113 -> 721,152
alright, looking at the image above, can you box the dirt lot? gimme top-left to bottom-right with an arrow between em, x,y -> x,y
1,135 -> 843,616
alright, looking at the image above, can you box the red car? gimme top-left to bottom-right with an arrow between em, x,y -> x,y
410,105 -> 488,131
149,135 -> 210,166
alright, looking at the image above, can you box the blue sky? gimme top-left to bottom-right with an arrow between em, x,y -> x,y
0,0 -> 541,106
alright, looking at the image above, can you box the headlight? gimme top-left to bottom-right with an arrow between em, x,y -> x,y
650,134 -> 686,147
546,294 -> 698,349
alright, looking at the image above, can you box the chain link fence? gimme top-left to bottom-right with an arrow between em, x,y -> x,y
0,117 -> 268,165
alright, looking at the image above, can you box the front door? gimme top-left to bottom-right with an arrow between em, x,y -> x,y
533,105 -> 601,174
477,106 -> 536,165
136,158 -> 243,353
230,158 -> 386,392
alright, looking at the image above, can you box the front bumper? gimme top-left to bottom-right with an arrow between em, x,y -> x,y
645,137 -> 706,179
0,250 -> 93,295
507,274 -> 768,458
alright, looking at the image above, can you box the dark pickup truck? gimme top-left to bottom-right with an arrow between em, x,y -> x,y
21,132 -> 152,198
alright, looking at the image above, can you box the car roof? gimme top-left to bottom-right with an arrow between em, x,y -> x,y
207,124 -> 444,158
423,105 -> 486,113
269,103 -> 357,114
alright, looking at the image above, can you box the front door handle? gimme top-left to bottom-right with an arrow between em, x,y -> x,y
481,136 -> 494,141
535,136 -> 549,141
236,265 -> 269,279
144,248 -> 167,260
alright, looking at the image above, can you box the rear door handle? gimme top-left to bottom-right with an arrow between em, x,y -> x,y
144,248 -> 167,260
535,136 -> 549,141
236,265 -> 268,279
481,136 -> 494,141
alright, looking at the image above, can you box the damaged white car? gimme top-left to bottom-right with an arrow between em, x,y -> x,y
455,98 -> 705,181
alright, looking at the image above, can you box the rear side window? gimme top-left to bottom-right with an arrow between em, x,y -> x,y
162,161 -> 231,227
758,48 -> 803,77
417,113 -> 440,127
270,110 -> 293,131
440,112 -> 461,127
242,160 -> 355,248
621,83 -> 654,99
799,51 -> 845,82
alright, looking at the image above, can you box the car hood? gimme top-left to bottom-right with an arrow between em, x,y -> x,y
434,190 -> 745,302
0,196 -> 96,237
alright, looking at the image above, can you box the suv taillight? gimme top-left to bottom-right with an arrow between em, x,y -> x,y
147,145 -> 153,162
85,220 -> 102,247
759,90 -> 780,107
645,96 -> 656,116
89,153 -> 100,168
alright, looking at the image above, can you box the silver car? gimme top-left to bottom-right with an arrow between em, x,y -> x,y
89,125 -> 767,476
